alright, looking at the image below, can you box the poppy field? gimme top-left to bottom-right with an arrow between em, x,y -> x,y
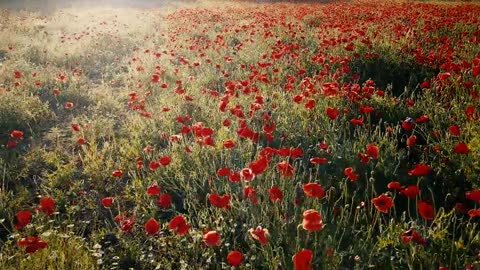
0,0 -> 480,269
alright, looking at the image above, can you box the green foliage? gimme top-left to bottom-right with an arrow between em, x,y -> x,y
0,231 -> 96,270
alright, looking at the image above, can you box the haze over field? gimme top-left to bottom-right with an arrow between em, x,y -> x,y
0,0 -> 195,12
0,0 -> 479,269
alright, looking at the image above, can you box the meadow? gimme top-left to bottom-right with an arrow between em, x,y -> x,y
0,0 -> 479,269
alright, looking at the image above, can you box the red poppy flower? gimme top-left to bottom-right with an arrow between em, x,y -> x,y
147,183 -> 161,196
420,80 -> 431,89
248,156 -> 268,175
209,193 -> 230,208
449,125 -> 461,136
181,125 -> 191,134
263,122 -> 275,133
151,73 -> 160,83
465,105 -> 476,121
473,66 -> 480,77
10,130 -> 24,139
38,197 -> 55,215
159,156 -> 171,166
345,42 -> 354,51
244,186 -> 258,204
371,194 -> 394,213
64,102 -> 74,109
112,170 -> 124,177
358,152 -> 370,164
144,218 -> 160,235
360,105 -> 374,114
6,140 -> 17,148
401,229 -> 427,246
101,197 -> 114,208
277,161 -> 295,177
241,168 -> 255,181
237,127 -> 258,141
408,164 -> 431,176
437,72 -> 450,80
387,181 -> 403,190
118,216 -> 135,233
203,230 -> 221,247
228,171 -> 241,183
143,145 -> 155,153
453,142 -> 470,154
18,236 -> 48,254
269,186 -> 283,202
414,114 -> 429,124
53,88 -> 60,96
223,118 -> 231,127
418,201 -> 435,220
15,210 -> 32,230
260,147 -> 277,157
303,183 -> 325,199
407,135 -> 416,147
366,144 -> 379,159
135,157 -> 144,169
77,137 -> 86,145
304,99 -> 315,110
248,226 -> 269,245
310,157 -> 328,165
344,167 -> 358,182
401,185 -> 419,198
157,193 -> 172,208
14,70 -> 22,79
468,209 -> 480,218
302,209 -> 324,232
57,73 -> 67,82
227,250 -> 243,267
149,161 -> 160,171
169,215 -> 190,235
217,167 -> 231,177
292,148 -> 305,158
466,190 -> 480,202
293,249 -> 313,270
138,111 -> 151,119
322,82 -> 339,96
350,117 -> 364,125
202,136 -> 215,146
223,139 -> 236,148
402,118 -> 415,131
280,147 -> 294,157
